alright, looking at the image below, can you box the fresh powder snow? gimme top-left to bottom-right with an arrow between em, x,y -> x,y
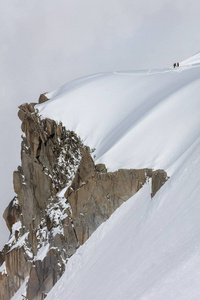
21,53 -> 200,299
37,53 -> 200,176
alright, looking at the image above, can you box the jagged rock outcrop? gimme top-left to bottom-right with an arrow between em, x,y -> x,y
0,99 -> 82,300
0,94 -> 168,300
67,164 -> 167,245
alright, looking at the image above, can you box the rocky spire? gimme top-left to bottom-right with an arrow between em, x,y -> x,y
0,95 -> 168,299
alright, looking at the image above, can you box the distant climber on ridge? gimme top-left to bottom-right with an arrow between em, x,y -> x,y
173,62 -> 180,68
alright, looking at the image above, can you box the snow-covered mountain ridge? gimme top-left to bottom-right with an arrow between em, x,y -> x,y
37,54 -> 200,175
0,53 -> 200,300
43,54 -> 200,299
0,72 -> 168,299
0,103 -> 167,300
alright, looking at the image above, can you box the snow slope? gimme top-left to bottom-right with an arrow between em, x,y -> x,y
34,55 -> 200,299
37,53 -> 200,175
180,51 -> 200,67
46,138 -> 200,299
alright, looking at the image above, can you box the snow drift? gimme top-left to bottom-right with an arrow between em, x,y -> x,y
27,53 -> 200,299
37,53 -> 200,176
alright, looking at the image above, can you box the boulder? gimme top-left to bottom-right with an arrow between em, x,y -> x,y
38,94 -> 49,104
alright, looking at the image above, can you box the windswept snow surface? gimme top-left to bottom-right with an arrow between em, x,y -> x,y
180,51 -> 200,67
37,61 -> 200,175
36,58 -> 200,299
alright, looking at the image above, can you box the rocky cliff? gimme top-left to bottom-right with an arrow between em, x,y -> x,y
0,95 -> 168,300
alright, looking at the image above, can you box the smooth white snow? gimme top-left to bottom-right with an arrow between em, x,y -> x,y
34,55 -> 200,299
180,51 -> 200,67
47,136 -> 200,300
37,57 -> 200,176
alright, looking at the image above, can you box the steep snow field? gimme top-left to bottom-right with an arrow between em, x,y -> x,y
37,55 -> 200,176
35,54 -> 200,299
46,144 -> 200,300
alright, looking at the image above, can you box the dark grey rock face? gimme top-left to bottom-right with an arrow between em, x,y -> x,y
0,100 -> 168,300
0,102 -> 83,300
